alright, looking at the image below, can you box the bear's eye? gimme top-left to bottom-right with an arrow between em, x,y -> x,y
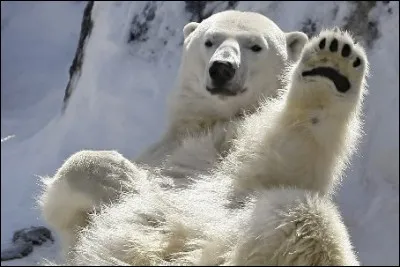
205,40 -> 213,48
250,44 -> 262,52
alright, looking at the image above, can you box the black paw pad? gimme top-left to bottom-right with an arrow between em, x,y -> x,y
353,57 -> 361,67
329,38 -> 339,52
319,38 -> 326,49
302,67 -> 351,93
341,44 -> 351,57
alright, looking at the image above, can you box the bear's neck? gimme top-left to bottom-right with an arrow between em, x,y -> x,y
166,84 -> 256,138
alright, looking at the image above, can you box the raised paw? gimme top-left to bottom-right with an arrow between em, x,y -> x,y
298,29 -> 368,94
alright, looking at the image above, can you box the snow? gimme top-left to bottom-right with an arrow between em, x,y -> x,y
1,1 -> 398,266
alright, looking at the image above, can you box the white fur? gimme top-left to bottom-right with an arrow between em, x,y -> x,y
39,150 -> 145,255
229,188 -> 360,265
40,10 -> 307,256
222,29 -> 369,199
39,11 -> 367,266
136,10 -> 308,170
57,183 -> 360,265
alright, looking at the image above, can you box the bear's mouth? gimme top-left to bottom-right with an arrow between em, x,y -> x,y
206,87 -> 247,97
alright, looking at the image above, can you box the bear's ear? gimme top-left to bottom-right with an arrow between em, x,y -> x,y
286,32 -> 308,62
183,22 -> 199,39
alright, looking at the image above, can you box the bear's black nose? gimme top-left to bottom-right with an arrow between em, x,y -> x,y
209,61 -> 236,86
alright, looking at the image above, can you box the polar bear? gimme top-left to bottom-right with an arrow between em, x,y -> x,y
38,10 -> 308,255
62,28 -> 366,266
41,23 -> 367,266
134,10 -> 308,176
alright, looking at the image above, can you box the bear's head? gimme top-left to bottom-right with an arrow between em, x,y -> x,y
171,10 -> 308,121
